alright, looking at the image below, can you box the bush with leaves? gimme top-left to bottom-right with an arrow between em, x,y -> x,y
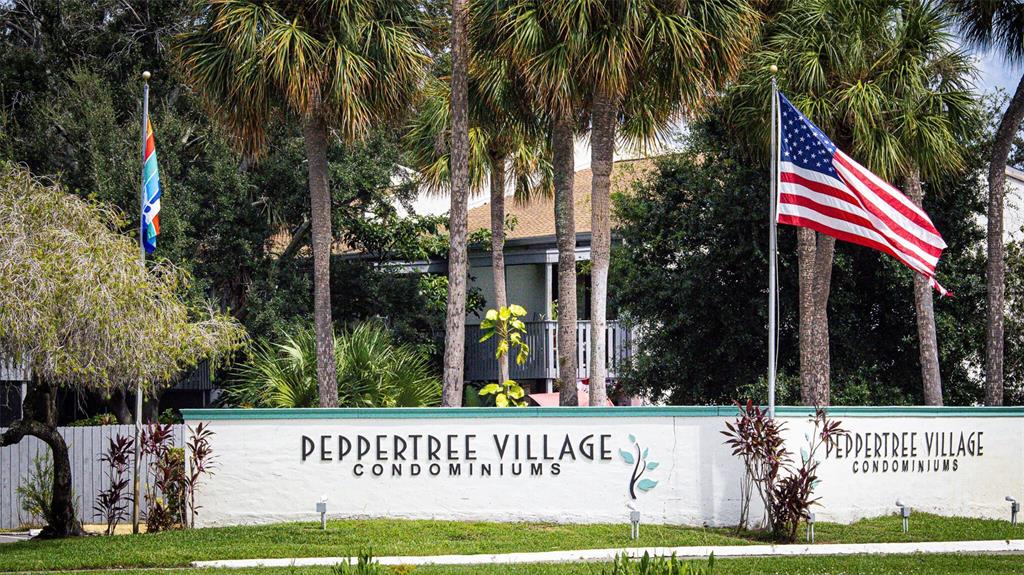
184,423 -> 216,528
722,403 -> 845,541
93,434 -> 133,535
721,401 -> 787,532
478,305 -> 530,407
142,424 -> 183,533
15,453 -> 54,527
224,322 -> 442,408
772,409 -> 846,541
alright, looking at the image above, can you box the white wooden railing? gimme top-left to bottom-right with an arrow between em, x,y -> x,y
465,320 -> 632,382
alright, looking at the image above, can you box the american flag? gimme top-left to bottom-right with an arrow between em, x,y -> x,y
776,92 -> 950,295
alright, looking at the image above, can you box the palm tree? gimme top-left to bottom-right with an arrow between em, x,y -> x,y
728,0 -> 973,405
405,72 -> 550,387
471,0 -> 586,405
946,0 -> 1024,406
883,2 -> 974,404
566,0 -> 759,406
444,0 -> 472,406
175,1 -> 427,407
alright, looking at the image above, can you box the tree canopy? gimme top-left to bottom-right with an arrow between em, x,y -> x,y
611,104 -> 1014,405
0,163 -> 245,390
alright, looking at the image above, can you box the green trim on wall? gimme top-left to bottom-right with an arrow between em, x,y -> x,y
181,405 -> 1024,421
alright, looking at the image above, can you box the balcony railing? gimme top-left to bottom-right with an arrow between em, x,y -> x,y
465,320 -> 632,383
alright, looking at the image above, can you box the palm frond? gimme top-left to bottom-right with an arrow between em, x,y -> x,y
223,322 -> 440,408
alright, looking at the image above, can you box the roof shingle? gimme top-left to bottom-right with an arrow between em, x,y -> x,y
467,159 -> 655,240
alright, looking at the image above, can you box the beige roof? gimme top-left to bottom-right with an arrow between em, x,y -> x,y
467,158 -> 656,240
268,158 -> 657,256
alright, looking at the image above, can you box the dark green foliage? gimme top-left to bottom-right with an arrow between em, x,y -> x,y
611,122 -> 798,404
1006,242 -> 1024,403
613,111 -> 995,405
223,322 -> 442,408
0,0 -> 452,375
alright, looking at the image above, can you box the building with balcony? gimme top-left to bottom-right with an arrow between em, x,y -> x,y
391,158 -> 656,395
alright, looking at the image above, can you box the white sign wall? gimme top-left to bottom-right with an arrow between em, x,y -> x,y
182,407 -> 1024,528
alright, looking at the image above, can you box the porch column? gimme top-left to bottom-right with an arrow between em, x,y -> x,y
545,262 -> 553,318
544,261 -> 554,393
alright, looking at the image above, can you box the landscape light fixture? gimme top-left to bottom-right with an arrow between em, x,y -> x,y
1007,496 -> 1019,526
316,495 -> 328,530
895,499 -> 911,534
627,504 -> 641,540
806,512 -> 816,543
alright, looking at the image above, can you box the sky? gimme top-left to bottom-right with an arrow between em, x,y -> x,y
974,47 -> 1020,100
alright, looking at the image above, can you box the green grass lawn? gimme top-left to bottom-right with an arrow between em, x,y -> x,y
0,514 -> 1020,573
56,555 -> 1024,575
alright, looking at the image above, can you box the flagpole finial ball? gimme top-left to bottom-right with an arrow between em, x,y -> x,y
142,71 -> 151,81
769,65 -> 778,74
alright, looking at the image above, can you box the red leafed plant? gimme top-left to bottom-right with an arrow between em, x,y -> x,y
93,434 -> 133,535
721,400 -> 788,532
136,422 -> 217,531
184,423 -> 216,528
141,423 -> 182,532
722,401 -> 845,541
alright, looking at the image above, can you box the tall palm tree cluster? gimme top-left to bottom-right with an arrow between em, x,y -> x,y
175,0 -> 1024,407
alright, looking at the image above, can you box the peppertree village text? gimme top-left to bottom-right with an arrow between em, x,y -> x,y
825,430 -> 985,474
301,433 -> 615,478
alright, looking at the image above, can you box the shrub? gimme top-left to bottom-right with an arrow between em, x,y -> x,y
331,551 -> 390,575
184,422 -> 216,527
93,434 -> 133,535
16,453 -> 53,527
721,402 -> 845,541
477,304 -> 530,407
721,400 -> 786,532
603,552 -> 715,575
69,413 -> 119,427
142,424 -> 182,533
224,322 -> 441,408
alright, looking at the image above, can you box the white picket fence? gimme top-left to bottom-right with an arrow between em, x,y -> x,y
0,424 -> 186,529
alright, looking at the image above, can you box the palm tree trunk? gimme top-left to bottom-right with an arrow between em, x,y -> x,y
589,91 -> 615,407
553,118 -> 579,406
303,111 -> 339,408
442,0 -> 470,406
905,168 -> 943,405
798,228 -> 834,406
0,380 -> 84,538
985,73 -> 1024,406
489,153 -> 510,385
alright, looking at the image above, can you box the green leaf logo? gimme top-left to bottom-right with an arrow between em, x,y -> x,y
623,434 -> 659,499
637,479 -> 658,492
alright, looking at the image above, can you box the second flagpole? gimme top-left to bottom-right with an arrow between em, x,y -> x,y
132,70 -> 151,535
768,65 -> 779,419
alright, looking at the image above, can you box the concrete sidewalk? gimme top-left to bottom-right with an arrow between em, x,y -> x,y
0,531 -> 35,544
193,539 -> 1024,568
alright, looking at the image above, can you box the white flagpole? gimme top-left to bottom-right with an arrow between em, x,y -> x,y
768,66 -> 779,419
132,70 -> 151,534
